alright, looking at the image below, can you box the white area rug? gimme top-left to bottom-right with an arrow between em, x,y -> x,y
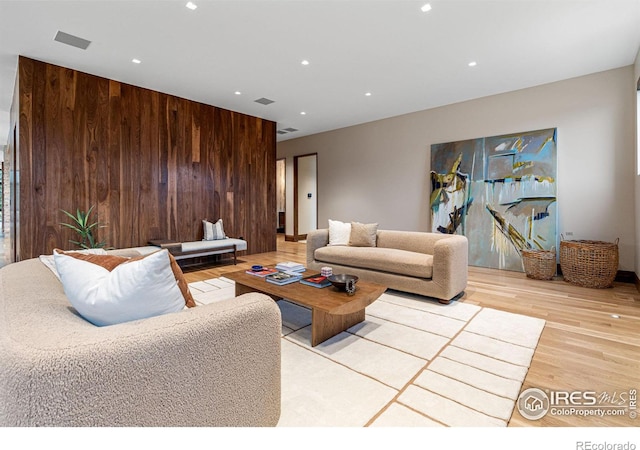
189,279 -> 546,427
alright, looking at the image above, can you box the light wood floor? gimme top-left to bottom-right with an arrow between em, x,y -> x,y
184,235 -> 640,427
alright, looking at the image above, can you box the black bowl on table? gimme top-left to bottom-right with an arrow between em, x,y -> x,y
327,274 -> 359,291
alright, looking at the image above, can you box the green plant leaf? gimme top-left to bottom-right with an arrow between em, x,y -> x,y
60,205 -> 109,250
60,223 -> 84,234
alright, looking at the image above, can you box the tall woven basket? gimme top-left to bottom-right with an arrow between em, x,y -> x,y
521,248 -> 556,280
559,239 -> 618,288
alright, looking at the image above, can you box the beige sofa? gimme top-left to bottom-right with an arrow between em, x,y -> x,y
307,229 -> 468,303
0,255 -> 282,427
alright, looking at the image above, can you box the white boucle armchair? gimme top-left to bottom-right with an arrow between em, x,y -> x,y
0,257 -> 281,427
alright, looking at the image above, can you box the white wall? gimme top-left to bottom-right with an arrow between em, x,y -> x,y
279,66 -> 636,271
634,49 -> 640,277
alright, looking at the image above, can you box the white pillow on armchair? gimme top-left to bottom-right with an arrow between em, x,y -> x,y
54,249 -> 185,326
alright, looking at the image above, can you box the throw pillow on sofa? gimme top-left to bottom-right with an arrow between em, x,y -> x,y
203,218 -> 226,240
349,222 -> 378,247
328,219 -> 351,246
55,248 -> 196,308
39,248 -> 108,281
54,249 -> 188,326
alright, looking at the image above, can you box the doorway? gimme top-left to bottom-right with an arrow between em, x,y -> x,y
293,153 -> 317,241
10,125 -> 17,262
276,158 -> 286,233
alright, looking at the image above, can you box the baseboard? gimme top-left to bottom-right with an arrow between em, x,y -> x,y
556,264 -> 636,285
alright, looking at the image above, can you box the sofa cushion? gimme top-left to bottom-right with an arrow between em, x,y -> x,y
55,249 -> 196,308
328,219 -> 351,246
53,249 -> 187,326
314,246 -> 433,278
349,222 -> 378,247
182,238 -> 247,252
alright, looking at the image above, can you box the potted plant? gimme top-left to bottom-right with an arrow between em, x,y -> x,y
60,205 -> 107,249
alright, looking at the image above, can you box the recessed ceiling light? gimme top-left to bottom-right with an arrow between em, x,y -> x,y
421,3 -> 432,12
301,60 -> 310,66
132,58 -> 141,64
234,91 -> 241,95
300,112 -> 306,115
186,2 -> 197,10
365,92 -> 372,96
468,61 -> 477,67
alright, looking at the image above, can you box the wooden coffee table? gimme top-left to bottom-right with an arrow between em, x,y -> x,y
225,270 -> 386,346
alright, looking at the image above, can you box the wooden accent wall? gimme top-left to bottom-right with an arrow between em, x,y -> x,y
13,56 -> 276,260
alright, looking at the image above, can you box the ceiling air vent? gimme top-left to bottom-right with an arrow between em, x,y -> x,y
277,130 -> 288,135
54,30 -> 91,50
283,128 -> 298,133
254,97 -> 275,105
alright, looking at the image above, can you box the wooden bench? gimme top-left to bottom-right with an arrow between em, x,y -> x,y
148,238 -> 248,267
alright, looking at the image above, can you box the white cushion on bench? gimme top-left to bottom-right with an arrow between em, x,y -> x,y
181,239 -> 247,253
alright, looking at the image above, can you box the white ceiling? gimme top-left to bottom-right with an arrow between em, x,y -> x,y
1,0 -> 639,145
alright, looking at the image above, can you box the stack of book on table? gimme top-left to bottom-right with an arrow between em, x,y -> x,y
299,273 -> 332,288
265,270 -> 304,286
245,267 -> 278,277
275,262 -> 306,273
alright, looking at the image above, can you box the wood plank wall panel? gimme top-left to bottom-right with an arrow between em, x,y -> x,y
14,56 -> 276,260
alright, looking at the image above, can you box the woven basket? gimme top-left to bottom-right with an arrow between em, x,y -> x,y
559,239 -> 618,288
521,249 -> 556,280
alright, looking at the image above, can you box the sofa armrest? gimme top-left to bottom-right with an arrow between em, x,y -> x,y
431,235 -> 469,300
0,292 -> 282,426
306,228 -> 329,267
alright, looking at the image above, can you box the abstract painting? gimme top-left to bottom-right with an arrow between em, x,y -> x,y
430,128 -> 557,271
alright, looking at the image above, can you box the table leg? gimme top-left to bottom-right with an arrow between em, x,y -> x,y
235,283 -> 256,296
233,282 -> 367,347
311,309 -> 365,347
